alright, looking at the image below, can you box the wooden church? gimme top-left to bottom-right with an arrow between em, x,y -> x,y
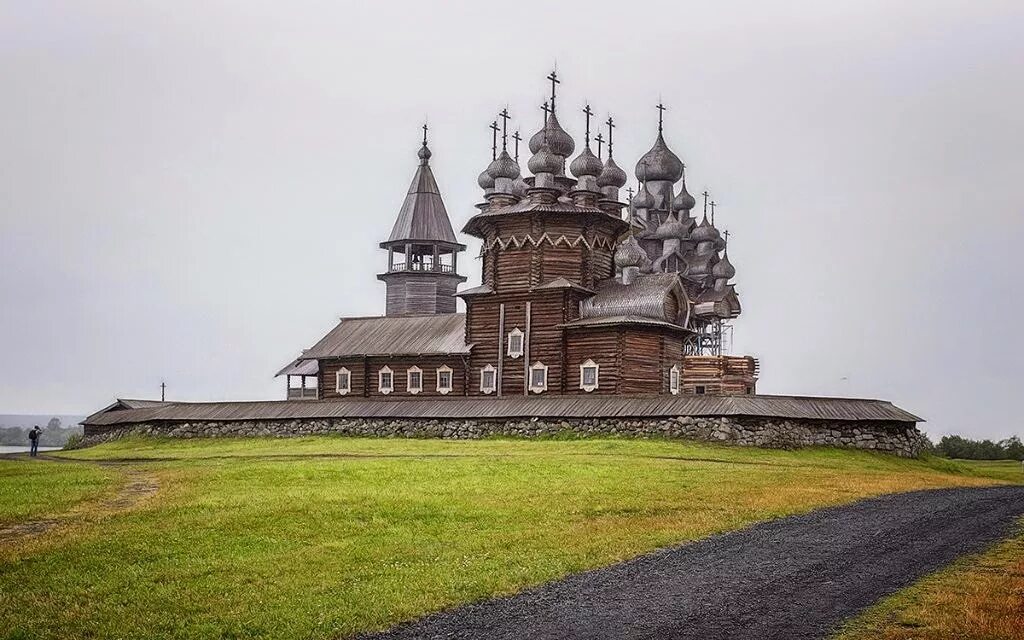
278,74 -> 758,402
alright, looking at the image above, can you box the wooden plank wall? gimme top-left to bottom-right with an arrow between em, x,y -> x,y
320,356 -> 467,399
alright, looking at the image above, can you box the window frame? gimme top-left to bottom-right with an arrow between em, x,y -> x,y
507,328 -> 524,359
437,365 -> 453,395
335,367 -> 351,396
378,365 -> 394,395
407,366 -> 423,395
579,359 -> 600,393
670,364 -> 681,395
480,364 -> 496,394
695,384 -> 706,395
529,361 -> 548,394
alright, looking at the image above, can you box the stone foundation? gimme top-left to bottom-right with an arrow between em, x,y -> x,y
82,415 -> 929,457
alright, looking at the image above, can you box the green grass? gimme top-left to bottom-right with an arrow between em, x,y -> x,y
0,436 -> 1016,639
0,459 -> 117,525
953,459 -> 1024,483
834,518 -> 1024,640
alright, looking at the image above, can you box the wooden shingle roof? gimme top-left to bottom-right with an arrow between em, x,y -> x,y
83,394 -> 922,426
301,314 -> 470,359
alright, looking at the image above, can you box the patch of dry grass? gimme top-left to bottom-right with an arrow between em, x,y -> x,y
835,519 -> 1024,640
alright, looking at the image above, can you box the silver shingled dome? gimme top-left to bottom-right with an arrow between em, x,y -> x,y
527,141 -> 563,176
569,146 -> 603,178
487,149 -> 520,180
635,132 -> 684,183
597,156 -> 628,188
632,182 -> 656,209
528,111 -> 575,158
712,251 -> 736,279
614,235 -> 647,269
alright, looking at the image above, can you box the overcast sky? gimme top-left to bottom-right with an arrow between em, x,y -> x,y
1,1 -> 1021,439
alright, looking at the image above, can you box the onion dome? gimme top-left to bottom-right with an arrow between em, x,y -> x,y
652,213 -> 688,240
672,172 -> 696,211
713,251 -> 736,279
487,149 -> 520,180
633,182 -> 655,209
569,145 -> 603,178
511,176 -> 529,199
614,235 -> 646,269
527,141 -> 563,176
418,143 -> 432,163
478,168 -> 495,190
690,215 -> 721,244
528,111 -> 575,158
597,156 -> 628,188
635,132 -> 684,183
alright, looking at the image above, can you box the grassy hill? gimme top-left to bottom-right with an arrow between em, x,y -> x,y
0,436 -> 1018,639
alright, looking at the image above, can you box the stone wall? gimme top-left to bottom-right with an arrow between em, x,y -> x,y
82,415 -> 929,457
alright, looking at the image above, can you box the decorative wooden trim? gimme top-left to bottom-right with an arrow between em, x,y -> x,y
378,366 -> 394,395
579,359 -> 600,393
480,364 -> 496,395
407,366 -> 423,395
436,365 -> 453,395
507,327 -> 524,359
670,364 -> 681,395
529,361 -> 549,394
335,367 -> 351,396
480,233 -> 616,254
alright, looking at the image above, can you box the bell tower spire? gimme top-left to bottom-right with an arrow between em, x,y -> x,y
378,126 -> 467,316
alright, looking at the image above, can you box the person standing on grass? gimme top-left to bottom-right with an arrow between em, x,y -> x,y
28,425 -> 41,457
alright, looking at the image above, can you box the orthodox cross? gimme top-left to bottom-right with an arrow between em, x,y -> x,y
512,130 -> 522,162
160,381 -> 166,402
595,132 -> 604,159
626,186 -> 634,202
702,190 -> 710,217
540,101 -> 551,143
710,200 -> 717,226
606,116 -> 616,157
547,70 -> 560,114
489,120 -> 499,161
656,102 -> 667,133
421,122 -> 428,146
498,108 -> 511,151
582,104 -> 594,146
723,229 -> 731,248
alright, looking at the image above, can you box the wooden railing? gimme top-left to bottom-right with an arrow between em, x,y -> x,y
287,388 -> 318,400
388,262 -> 455,273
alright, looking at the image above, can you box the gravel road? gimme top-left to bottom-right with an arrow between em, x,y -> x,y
361,485 -> 1024,640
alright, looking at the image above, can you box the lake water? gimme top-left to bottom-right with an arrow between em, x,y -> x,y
0,445 -> 62,455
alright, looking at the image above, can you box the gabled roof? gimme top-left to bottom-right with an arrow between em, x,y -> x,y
275,356 -> 319,378
533,277 -> 595,294
383,155 -> 462,248
301,314 -> 470,359
82,398 -> 169,424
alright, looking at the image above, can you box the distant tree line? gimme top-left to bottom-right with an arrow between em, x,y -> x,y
0,417 -> 83,447
934,435 -> 1024,461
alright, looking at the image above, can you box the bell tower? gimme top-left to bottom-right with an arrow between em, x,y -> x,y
377,126 -> 466,316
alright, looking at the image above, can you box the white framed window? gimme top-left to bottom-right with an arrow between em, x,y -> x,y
670,365 -> 681,395
507,328 -> 524,359
529,361 -> 548,394
335,367 -> 351,396
579,359 -> 600,393
480,364 -> 496,394
407,366 -> 423,395
437,365 -> 453,395
378,366 -> 394,395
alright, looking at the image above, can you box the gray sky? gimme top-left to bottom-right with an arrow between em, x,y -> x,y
1,1 -> 1021,440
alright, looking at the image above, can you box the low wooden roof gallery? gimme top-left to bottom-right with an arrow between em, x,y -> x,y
83,394 -> 922,426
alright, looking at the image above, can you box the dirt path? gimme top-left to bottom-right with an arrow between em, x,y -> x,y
361,485 -> 1024,640
0,459 -> 158,544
